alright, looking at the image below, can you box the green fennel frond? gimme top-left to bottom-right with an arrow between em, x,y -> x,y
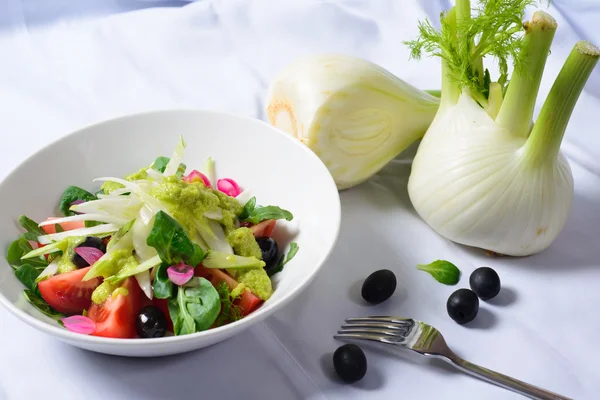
404,0 -> 547,96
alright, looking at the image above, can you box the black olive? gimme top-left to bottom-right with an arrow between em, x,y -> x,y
469,267 -> 501,300
80,236 -> 107,252
361,269 -> 397,304
333,344 -> 367,383
72,236 -> 107,268
256,237 -> 279,273
135,305 -> 167,338
447,289 -> 479,324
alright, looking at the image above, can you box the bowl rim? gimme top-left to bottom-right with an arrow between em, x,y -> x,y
0,108 -> 341,347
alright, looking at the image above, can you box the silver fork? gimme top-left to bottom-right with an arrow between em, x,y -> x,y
335,316 -> 572,400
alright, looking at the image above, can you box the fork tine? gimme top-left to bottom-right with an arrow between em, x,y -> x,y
334,333 -> 398,345
341,322 -> 410,331
345,317 -> 413,327
338,327 -> 406,337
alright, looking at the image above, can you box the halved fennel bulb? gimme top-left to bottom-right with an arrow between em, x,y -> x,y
266,54 -> 439,189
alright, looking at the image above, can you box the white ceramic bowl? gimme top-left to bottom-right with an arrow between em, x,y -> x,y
0,110 -> 341,357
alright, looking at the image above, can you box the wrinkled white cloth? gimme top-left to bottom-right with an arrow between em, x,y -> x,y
0,1 -> 599,399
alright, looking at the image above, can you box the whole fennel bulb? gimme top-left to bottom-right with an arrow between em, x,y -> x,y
405,3 -> 600,256
266,54 -> 439,189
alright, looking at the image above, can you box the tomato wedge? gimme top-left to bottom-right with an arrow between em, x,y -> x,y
41,217 -> 85,234
250,220 -> 276,238
195,265 -> 262,316
38,267 -> 101,314
88,278 -> 142,339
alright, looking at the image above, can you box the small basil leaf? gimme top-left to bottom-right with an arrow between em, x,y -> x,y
238,197 -> 256,221
23,289 -> 62,320
58,186 -> 97,216
146,211 -> 195,265
187,244 -> 206,267
241,205 -> 293,225
150,156 -> 185,178
152,263 -> 173,299
7,237 -> 48,270
268,242 -> 299,277
15,264 -> 41,291
18,215 -> 46,241
151,156 -> 171,173
84,221 -> 102,228
416,260 -> 461,285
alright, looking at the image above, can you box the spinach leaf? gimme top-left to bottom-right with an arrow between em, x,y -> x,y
151,156 -> 186,178
268,242 -> 299,277
15,264 -> 41,290
169,277 -> 221,335
416,260 -> 461,285
23,289 -> 62,320
84,221 -> 102,228
238,197 -> 256,221
168,296 -> 185,334
59,186 -> 97,216
7,237 -> 47,269
18,215 -> 46,241
54,223 -> 64,233
239,200 -> 294,225
151,156 -> 171,173
152,263 -> 173,299
146,211 -> 194,264
187,244 -> 206,267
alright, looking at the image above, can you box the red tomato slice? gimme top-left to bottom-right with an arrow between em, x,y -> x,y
41,217 -> 85,234
152,297 -> 174,332
38,267 -> 101,314
250,220 -> 276,238
88,278 -> 142,339
195,265 -> 263,316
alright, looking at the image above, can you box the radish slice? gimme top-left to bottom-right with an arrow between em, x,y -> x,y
184,170 -> 211,188
167,263 -> 194,286
74,247 -> 104,266
217,178 -> 241,197
62,315 -> 96,335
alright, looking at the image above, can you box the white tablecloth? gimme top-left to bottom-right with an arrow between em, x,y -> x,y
1,1 -> 599,399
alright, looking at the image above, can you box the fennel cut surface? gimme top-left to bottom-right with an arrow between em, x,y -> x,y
266,54 -> 439,190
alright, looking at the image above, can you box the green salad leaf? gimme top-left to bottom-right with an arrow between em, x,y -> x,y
23,289 -> 62,320
168,277 -> 221,335
268,242 -> 299,277
7,237 -> 47,270
238,197 -> 257,221
151,156 -> 171,173
187,244 -> 206,267
151,156 -> 186,178
18,215 -> 46,242
59,186 -> 97,216
416,260 -> 461,285
15,264 -> 41,291
238,197 -> 293,224
152,263 -> 173,299
146,211 -> 197,265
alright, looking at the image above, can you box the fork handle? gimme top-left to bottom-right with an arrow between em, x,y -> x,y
446,356 -> 572,400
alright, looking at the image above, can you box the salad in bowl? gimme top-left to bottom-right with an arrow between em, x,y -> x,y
6,136 -> 298,339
